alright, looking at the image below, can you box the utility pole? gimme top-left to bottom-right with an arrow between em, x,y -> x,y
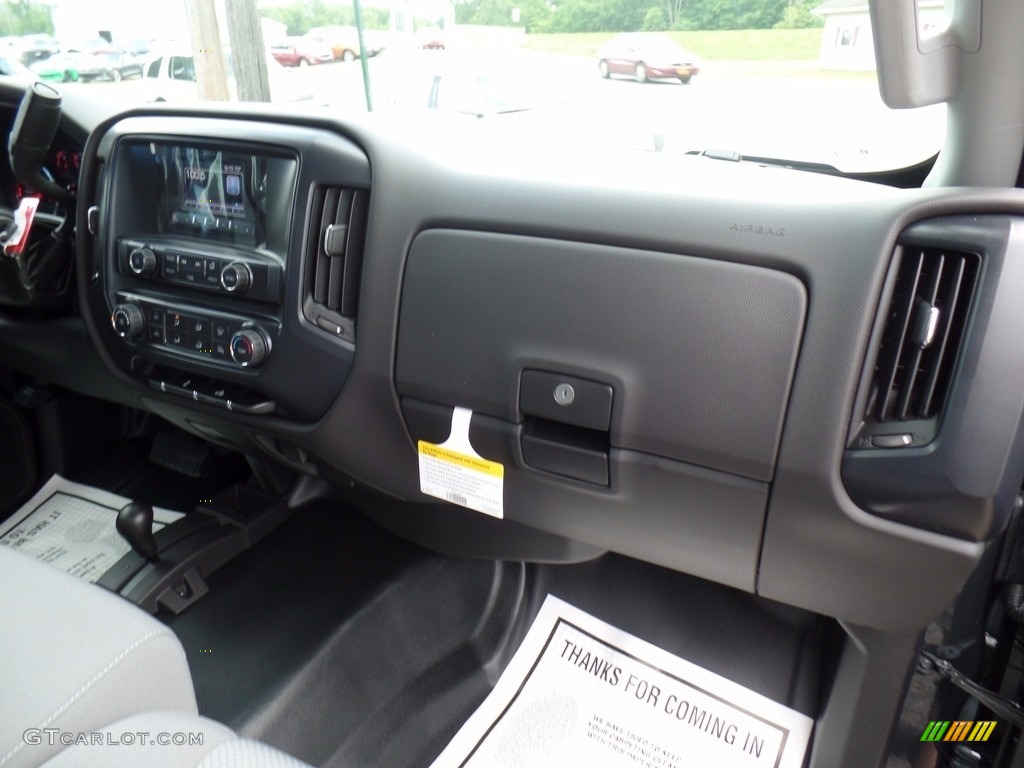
183,0 -> 230,101
224,0 -> 271,102
353,0 -> 373,111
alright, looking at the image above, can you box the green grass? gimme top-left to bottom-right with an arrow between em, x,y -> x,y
525,28 -> 823,61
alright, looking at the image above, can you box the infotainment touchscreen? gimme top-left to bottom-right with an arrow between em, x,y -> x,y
115,139 -> 297,258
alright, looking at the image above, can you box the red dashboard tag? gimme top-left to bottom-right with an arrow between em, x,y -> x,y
2,197 -> 39,256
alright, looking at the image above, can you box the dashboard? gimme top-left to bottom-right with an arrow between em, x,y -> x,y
90,117 -> 367,420
4,89 -> 1024,639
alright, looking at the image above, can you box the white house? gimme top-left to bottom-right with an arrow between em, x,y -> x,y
813,0 -> 947,71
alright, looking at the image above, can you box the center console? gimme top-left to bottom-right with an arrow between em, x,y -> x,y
87,115 -> 371,422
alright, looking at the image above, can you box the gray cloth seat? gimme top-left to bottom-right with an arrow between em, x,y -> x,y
0,546 -> 312,768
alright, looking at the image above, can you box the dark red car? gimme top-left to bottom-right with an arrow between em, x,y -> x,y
597,33 -> 701,84
416,28 -> 447,50
269,37 -> 333,67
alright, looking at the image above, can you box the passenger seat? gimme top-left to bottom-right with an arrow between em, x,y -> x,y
0,547 -> 311,768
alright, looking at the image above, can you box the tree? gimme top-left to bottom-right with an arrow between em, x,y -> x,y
642,6 -> 668,31
259,2 -> 390,35
665,0 -> 687,30
679,0 -> 788,30
774,0 -> 824,29
0,1 -> 53,36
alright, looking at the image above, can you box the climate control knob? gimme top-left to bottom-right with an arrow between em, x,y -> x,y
229,328 -> 268,368
127,247 -> 157,276
220,262 -> 251,293
111,303 -> 144,340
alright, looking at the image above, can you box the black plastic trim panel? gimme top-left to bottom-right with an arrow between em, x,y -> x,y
843,216 -> 1024,541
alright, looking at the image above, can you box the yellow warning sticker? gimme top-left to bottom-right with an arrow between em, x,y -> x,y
418,440 -> 504,519
419,442 -> 504,477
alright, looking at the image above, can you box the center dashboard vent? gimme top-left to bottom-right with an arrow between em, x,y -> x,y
303,185 -> 370,341
855,245 -> 980,447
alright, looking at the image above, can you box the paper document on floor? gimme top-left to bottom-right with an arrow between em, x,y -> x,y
429,594 -> 813,768
0,474 -> 184,583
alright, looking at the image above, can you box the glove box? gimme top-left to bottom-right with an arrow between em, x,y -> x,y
395,230 -> 806,591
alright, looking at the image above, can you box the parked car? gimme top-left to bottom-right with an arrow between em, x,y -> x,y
18,33 -> 58,64
142,48 -> 317,103
29,52 -> 106,83
269,37 -> 333,68
416,27 -> 447,50
69,38 -> 121,56
597,33 -> 701,83
92,50 -> 146,81
118,37 -> 153,56
362,30 -> 386,57
304,26 -> 362,61
0,54 -> 36,81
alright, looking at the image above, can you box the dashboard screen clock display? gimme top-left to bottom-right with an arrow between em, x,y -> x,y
181,149 -> 247,218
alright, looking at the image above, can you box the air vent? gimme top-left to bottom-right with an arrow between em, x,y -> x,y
303,185 -> 369,339
863,246 -> 980,435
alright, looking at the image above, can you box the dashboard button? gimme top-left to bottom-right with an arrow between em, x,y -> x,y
168,374 -> 200,399
220,262 -> 251,293
163,254 -> 179,277
111,304 -> 144,340
197,381 -> 231,406
128,247 -> 157,276
229,328 -> 268,367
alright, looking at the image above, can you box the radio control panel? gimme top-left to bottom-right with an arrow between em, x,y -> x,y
118,238 -> 282,303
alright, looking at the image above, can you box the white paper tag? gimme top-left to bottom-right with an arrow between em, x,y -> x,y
0,475 -> 185,583
418,406 -> 504,519
429,595 -> 814,768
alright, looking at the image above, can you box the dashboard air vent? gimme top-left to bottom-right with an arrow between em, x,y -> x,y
303,185 -> 369,339
867,246 -> 980,428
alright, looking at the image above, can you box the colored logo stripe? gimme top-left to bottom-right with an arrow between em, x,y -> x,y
945,721 -> 971,741
970,721 -> 997,742
920,720 -> 996,742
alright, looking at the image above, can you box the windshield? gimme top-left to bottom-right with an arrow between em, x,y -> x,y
1,0 -> 946,172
